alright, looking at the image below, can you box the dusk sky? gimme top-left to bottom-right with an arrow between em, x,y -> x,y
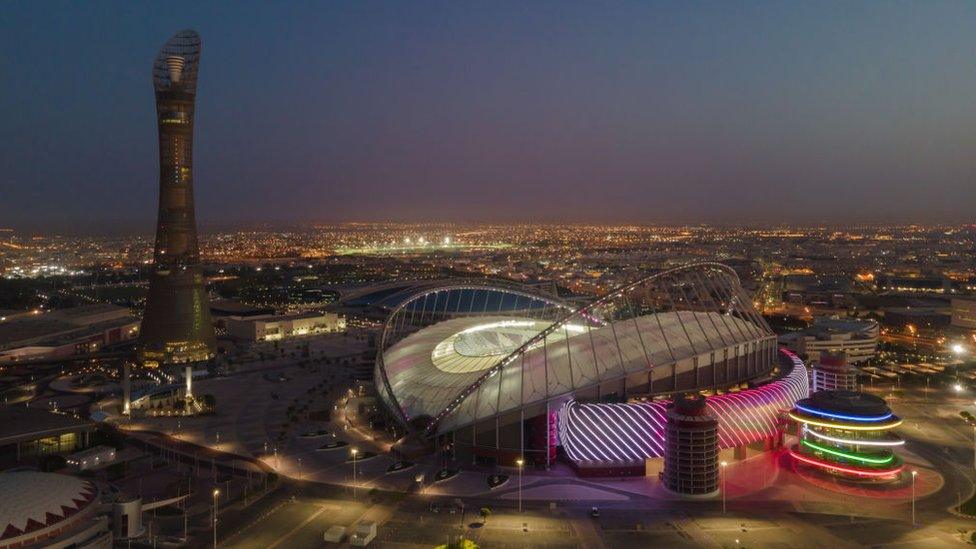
2,1 -> 975,233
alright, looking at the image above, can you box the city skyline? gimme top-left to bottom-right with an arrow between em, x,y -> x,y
3,1 -> 976,233
3,4 -> 976,548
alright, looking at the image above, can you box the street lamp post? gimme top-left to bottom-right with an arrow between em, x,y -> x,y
212,489 -> 220,548
911,470 -> 917,526
972,426 -> 976,474
516,458 -> 524,514
351,448 -> 359,498
720,461 -> 728,514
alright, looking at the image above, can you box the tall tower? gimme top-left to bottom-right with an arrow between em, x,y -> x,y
139,30 -> 216,367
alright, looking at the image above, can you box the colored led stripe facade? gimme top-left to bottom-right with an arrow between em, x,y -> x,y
794,403 -> 893,422
789,390 -> 903,480
804,428 -> 905,447
786,412 -> 903,431
789,449 -> 904,478
559,348 -> 809,464
800,439 -> 894,465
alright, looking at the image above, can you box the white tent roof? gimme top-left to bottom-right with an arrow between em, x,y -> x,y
0,471 -> 97,541
383,310 -> 769,433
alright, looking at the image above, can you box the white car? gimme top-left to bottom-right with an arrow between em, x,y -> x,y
323,525 -> 346,543
349,520 -> 377,547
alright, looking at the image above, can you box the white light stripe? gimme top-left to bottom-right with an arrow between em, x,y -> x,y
805,428 -> 905,447
559,350 -> 808,463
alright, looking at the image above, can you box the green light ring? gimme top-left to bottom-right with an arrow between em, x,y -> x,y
800,439 -> 894,465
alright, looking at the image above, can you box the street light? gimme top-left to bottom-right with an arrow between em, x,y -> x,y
955,383 -> 964,393
720,461 -> 728,514
351,448 -> 359,498
212,489 -> 220,549
516,458 -> 524,514
910,470 -> 918,525
972,426 -> 976,474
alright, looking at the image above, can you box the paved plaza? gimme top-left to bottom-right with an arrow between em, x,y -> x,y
108,357 -> 976,547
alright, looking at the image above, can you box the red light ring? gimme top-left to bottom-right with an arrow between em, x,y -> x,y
789,448 -> 903,477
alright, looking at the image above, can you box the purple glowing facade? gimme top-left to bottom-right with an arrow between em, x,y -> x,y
559,349 -> 808,466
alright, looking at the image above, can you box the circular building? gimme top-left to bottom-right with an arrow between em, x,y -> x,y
811,351 -> 858,392
375,264 -> 809,474
789,390 -> 904,481
663,394 -> 720,496
0,471 -> 106,548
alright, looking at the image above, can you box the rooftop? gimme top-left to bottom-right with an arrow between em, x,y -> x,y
0,305 -> 137,350
0,406 -> 94,445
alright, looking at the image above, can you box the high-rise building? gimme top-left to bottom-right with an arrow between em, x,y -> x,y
138,30 -> 215,366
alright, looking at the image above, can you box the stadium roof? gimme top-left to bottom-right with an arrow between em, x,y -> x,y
0,471 -> 98,542
376,263 -> 775,436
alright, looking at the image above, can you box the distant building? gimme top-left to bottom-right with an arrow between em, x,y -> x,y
209,299 -> 275,329
951,298 -> 976,330
0,304 -> 139,363
225,312 -> 346,342
780,274 -> 853,311
881,307 -> 951,330
875,275 -> 949,294
778,317 -> 878,363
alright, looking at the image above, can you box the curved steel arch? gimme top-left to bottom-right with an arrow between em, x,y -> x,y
419,262 -> 771,436
374,278 -> 575,427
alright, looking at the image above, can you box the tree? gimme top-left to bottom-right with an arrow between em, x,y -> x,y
479,507 -> 491,524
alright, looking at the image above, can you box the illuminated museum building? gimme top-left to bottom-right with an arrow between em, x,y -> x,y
375,264 -> 809,476
789,390 -> 903,481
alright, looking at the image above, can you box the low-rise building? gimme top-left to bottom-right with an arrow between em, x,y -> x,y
0,304 -> 139,363
225,312 -> 346,342
66,445 -> 116,471
952,297 -> 976,330
778,317 -> 878,363
0,406 -> 97,462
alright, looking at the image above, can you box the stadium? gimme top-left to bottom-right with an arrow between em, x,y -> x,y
375,263 -> 808,476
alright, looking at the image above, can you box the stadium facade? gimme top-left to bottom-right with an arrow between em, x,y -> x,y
139,30 -> 216,366
375,264 -> 808,475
